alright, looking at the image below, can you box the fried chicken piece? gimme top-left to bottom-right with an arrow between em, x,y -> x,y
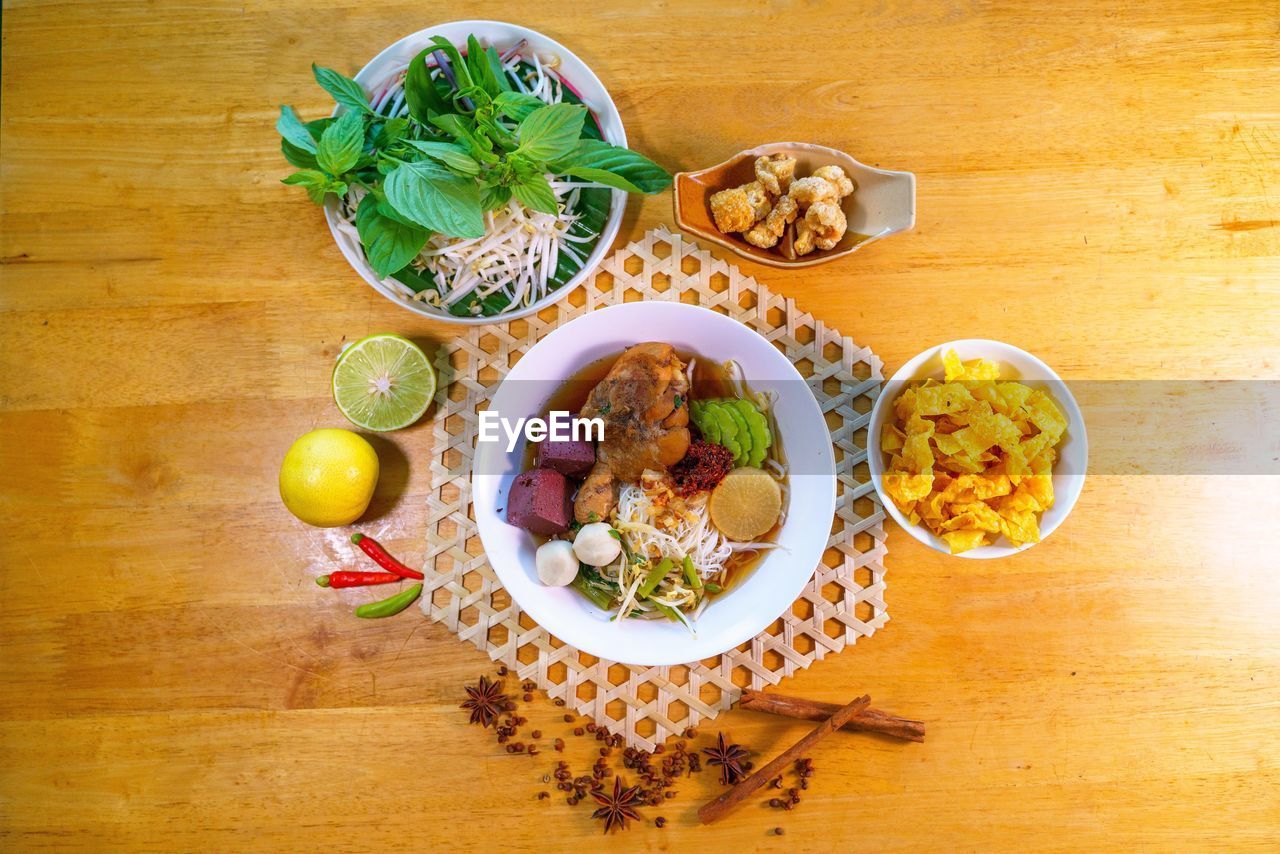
754,154 -> 797,196
811,165 -> 856,198
744,194 -> 799,248
805,201 -> 848,250
709,186 -> 757,233
574,343 -> 692,523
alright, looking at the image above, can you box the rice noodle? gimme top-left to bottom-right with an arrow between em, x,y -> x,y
610,471 -> 780,622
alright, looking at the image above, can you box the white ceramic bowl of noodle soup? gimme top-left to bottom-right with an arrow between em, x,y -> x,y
867,339 -> 1087,559
471,302 -> 837,665
323,20 -> 627,325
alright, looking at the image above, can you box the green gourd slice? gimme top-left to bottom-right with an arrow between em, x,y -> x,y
733,399 -> 771,467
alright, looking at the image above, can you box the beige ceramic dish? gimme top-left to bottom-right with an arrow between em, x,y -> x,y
673,142 -> 916,268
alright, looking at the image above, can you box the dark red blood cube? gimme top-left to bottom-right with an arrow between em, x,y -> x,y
536,437 -> 596,478
506,468 -> 572,535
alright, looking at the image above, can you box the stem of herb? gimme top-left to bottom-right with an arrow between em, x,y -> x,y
431,50 -> 474,111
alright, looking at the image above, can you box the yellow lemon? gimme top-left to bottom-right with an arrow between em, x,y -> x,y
279,428 -> 379,527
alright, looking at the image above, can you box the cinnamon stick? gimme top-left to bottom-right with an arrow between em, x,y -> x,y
698,694 -> 871,824
739,690 -> 925,742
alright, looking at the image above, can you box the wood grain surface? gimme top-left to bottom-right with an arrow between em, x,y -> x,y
2,1 -> 1278,850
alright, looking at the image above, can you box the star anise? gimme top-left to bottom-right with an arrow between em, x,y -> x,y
702,732 -> 750,785
461,675 -> 507,728
589,775 -> 644,833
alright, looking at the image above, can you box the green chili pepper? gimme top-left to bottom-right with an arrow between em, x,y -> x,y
354,582 -> 422,618
682,555 -> 701,590
637,557 -> 673,599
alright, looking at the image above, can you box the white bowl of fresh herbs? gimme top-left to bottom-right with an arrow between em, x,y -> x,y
277,21 -> 670,323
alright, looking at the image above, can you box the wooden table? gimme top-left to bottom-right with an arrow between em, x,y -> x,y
3,1 -> 1278,849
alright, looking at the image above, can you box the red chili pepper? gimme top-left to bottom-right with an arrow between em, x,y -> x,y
316,571 -> 402,589
351,534 -> 425,580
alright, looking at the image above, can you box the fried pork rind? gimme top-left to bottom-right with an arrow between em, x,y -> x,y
811,165 -> 855,198
741,180 -> 772,220
788,176 -> 840,208
744,194 -> 798,248
754,154 -> 797,196
881,350 -> 1067,554
744,222 -> 778,249
709,186 -> 758,233
793,217 -> 818,256
805,201 -> 847,250
710,180 -> 775,235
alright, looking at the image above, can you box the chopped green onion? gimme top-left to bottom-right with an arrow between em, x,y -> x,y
704,581 -> 723,594
650,602 -> 683,623
682,555 -> 701,590
637,557 -> 673,599
571,575 -> 613,610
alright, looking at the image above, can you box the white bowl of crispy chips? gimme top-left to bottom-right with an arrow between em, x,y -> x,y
868,340 -> 1087,559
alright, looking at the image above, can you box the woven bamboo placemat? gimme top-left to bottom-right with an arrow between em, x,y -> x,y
420,226 -> 888,750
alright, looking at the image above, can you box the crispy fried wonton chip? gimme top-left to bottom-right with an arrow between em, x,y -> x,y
881,349 -> 1067,554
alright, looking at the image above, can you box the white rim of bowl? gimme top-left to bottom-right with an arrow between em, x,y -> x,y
867,339 -> 1088,559
321,20 -> 628,325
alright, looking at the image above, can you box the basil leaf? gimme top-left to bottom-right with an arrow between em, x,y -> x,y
392,264 -> 440,295
556,78 -> 602,141
465,35 -> 501,97
282,138 -> 318,170
376,199 -> 423,228
277,106 -> 318,153
429,114 -> 497,163
282,169 -> 346,204
550,139 -> 672,194
453,84 -> 491,112
516,103 -> 586,164
304,117 -> 333,141
427,36 -> 474,93
404,49 -> 451,122
479,183 -> 512,212
486,46 -> 513,93
373,117 -> 410,149
384,160 -> 485,238
493,91 -> 545,123
510,172 -> 559,215
356,194 -> 430,278
316,110 -> 364,175
404,140 -> 481,175
312,64 -> 373,113
475,110 -> 517,151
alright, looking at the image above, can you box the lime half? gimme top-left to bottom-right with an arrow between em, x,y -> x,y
332,334 -> 435,432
